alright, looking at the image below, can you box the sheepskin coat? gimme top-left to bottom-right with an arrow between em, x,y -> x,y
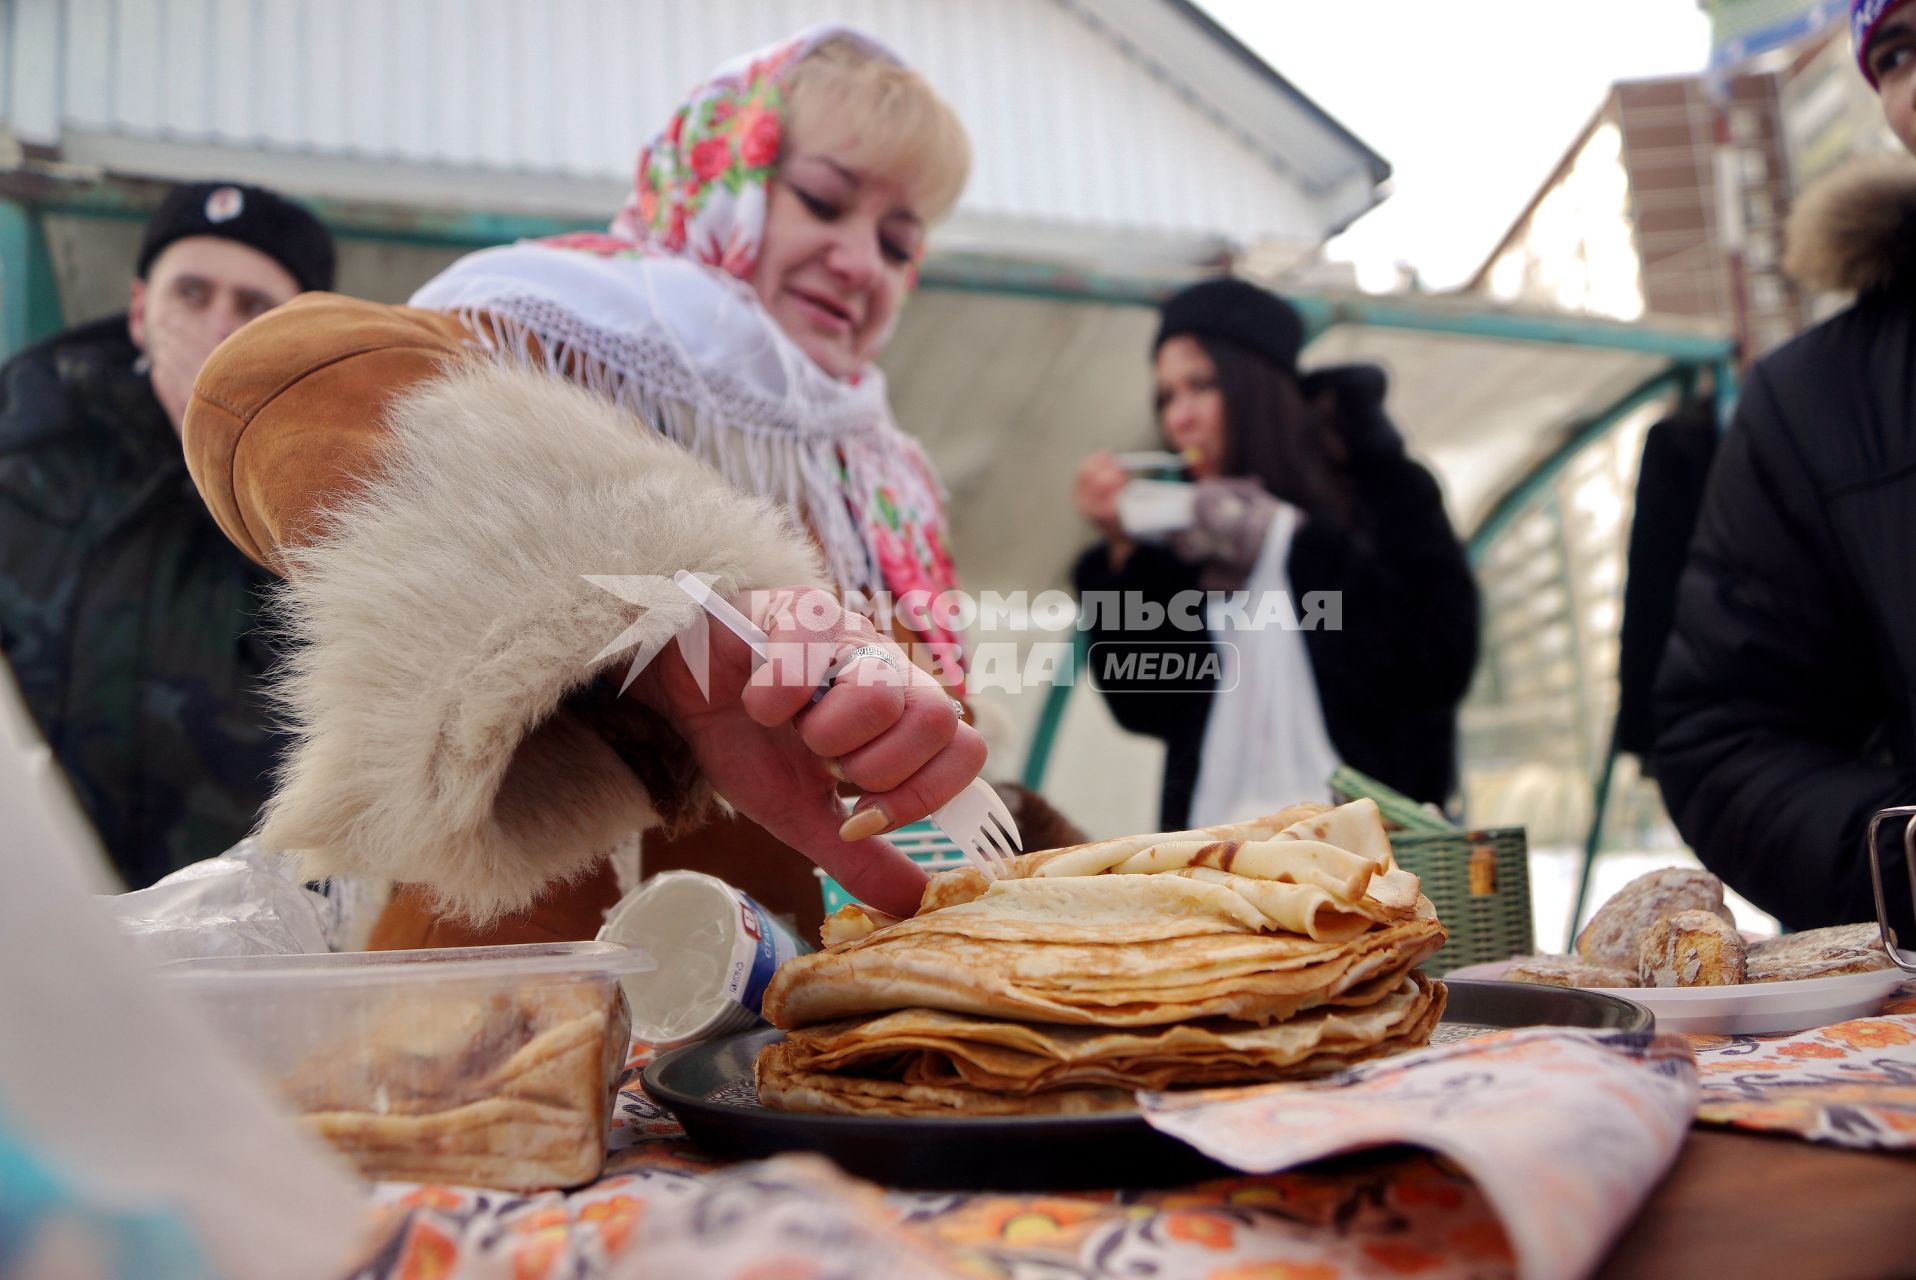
1655,156 -> 1916,940
183,292 -> 823,926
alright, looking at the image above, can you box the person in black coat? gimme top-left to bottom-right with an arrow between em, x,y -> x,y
1613,398 -> 1719,763
1071,277 -> 1479,829
1653,128 -> 1916,940
0,182 -> 333,887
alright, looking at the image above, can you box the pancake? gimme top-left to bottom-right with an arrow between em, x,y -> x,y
757,977 -> 1444,1116
764,886 -> 1444,1029
914,802 -> 1336,914
759,799 -> 1446,1116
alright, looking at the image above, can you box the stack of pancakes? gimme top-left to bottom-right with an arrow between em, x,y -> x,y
756,799 -> 1448,1117
285,981 -> 630,1189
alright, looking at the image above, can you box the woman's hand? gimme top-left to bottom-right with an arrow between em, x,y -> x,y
629,586 -> 984,917
1074,450 -> 1139,571
1074,451 -> 1130,539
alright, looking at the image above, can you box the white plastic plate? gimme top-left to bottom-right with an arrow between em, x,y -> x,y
1447,955 -> 1912,1035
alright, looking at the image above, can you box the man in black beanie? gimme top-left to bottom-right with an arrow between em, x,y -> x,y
132,181 -> 336,430
0,180 -> 335,887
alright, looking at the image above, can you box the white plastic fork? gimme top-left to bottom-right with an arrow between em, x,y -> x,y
930,774 -> 1022,880
672,571 -> 1022,880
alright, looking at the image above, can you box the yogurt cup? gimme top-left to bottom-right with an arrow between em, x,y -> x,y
596,870 -> 811,1047
1116,478 -> 1197,539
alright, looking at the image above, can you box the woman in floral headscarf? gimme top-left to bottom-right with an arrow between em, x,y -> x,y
179,28 -> 1043,946
413,29 -> 971,631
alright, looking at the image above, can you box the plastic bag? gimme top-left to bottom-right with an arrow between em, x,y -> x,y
104,841 -> 333,962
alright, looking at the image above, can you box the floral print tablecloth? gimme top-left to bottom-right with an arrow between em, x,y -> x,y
348,983 -> 1916,1280
1690,979 -> 1916,1147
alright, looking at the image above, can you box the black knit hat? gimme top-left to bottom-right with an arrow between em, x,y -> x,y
137,181 -> 336,293
1154,276 -> 1304,374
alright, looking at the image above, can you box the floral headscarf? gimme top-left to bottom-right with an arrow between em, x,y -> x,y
410,26 -> 966,673
538,33 -> 816,278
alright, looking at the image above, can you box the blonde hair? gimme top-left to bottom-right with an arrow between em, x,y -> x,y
783,36 -> 972,225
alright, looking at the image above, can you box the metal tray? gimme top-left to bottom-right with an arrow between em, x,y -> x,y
639,980 -> 1651,1191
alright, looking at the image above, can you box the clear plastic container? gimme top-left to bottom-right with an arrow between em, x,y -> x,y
159,941 -> 653,1191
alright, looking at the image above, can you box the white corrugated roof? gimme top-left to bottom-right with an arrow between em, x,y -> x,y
4,0 -> 1387,260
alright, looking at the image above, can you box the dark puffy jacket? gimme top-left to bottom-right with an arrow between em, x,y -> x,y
1656,159 -> 1916,940
1074,364 -> 1480,829
0,315 -> 284,888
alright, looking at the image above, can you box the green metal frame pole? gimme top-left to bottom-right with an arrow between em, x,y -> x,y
1712,355 -> 1741,432
1467,367 -> 1686,564
1462,367 -> 1690,942
0,200 -> 65,360
1020,630 -> 1089,793
1289,295 -> 1735,363
1570,724 -> 1622,942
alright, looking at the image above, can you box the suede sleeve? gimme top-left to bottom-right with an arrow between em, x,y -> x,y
183,292 -> 479,574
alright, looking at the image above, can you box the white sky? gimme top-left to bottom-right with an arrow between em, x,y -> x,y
1199,0 -> 1715,290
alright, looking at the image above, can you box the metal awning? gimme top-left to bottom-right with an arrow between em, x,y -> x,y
884,265 -> 1734,608
1289,295 -> 1734,546
880,272 -> 1737,802
0,174 -> 1738,839
0,171 -> 1734,593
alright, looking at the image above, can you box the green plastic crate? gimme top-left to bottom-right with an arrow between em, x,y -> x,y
1332,766 -> 1535,976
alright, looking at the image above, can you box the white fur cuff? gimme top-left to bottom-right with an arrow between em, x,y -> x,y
261,359 -> 824,922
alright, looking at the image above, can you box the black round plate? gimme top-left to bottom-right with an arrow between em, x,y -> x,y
639,980 -> 1652,1191
1440,976 -> 1653,1032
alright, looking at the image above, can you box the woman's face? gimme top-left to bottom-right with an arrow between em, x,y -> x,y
1155,335 -> 1227,479
752,137 -> 926,379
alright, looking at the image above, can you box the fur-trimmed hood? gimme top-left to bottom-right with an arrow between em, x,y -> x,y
1784,154 -> 1916,295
